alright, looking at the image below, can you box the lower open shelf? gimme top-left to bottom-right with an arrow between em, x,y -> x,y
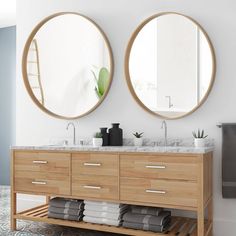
14,204 -> 211,236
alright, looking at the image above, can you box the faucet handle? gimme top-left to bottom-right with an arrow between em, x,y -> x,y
63,140 -> 69,146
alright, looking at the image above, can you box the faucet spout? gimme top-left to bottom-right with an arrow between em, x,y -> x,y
66,122 -> 76,145
161,120 -> 168,146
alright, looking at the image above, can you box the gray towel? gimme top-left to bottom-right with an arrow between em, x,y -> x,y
48,212 -> 83,221
131,206 -> 163,216
222,124 -> 236,198
49,206 -> 83,216
122,220 -> 170,233
123,211 -> 171,226
49,197 -> 84,209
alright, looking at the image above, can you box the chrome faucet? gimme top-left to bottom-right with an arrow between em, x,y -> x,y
161,120 -> 168,146
66,122 -> 76,145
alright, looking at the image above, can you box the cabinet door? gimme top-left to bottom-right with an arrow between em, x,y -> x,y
72,175 -> 118,200
72,153 -> 119,176
15,171 -> 70,195
120,177 -> 197,207
15,151 -> 70,174
120,154 -> 198,181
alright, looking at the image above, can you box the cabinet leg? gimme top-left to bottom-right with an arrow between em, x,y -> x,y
207,197 -> 213,236
46,196 -> 50,204
11,192 -> 16,231
197,207 -> 205,236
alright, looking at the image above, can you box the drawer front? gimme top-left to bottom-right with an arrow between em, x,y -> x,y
72,175 -> 118,200
120,155 -> 198,181
14,151 -> 70,174
15,171 -> 70,195
120,177 -> 197,207
72,153 -> 118,176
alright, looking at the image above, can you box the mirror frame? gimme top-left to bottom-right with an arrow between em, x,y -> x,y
125,12 -> 216,119
22,12 -> 114,120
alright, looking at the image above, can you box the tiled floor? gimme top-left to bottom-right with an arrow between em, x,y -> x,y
0,186 -> 120,236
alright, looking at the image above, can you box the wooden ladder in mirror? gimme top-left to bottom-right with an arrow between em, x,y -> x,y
27,39 -> 45,106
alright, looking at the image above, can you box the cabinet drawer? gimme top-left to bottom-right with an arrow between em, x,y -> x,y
72,153 -> 118,176
120,177 -> 197,207
72,175 -> 118,200
120,155 -> 198,181
15,171 -> 70,195
14,151 -> 70,174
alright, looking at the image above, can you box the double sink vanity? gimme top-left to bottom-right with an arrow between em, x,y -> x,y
15,7 -> 217,236
11,145 -> 213,236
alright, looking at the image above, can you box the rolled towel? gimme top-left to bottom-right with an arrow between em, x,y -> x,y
131,206 -> 163,216
84,209 -> 126,220
49,206 -> 83,216
85,204 -> 128,213
122,220 -> 171,233
123,211 -> 171,226
83,215 -> 121,226
49,197 -> 84,210
48,212 -> 83,221
84,200 -> 126,209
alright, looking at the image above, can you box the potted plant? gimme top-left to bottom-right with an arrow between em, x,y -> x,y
133,132 -> 144,146
192,129 -> 208,147
93,132 -> 103,147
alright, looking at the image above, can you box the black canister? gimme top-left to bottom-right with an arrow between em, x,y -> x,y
100,127 -> 109,146
109,123 -> 123,146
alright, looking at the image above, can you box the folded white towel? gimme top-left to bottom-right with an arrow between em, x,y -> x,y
84,200 -> 126,209
83,215 -> 121,226
84,209 -> 125,220
84,204 -> 128,213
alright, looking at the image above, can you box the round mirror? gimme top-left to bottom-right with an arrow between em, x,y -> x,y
22,12 -> 113,119
125,13 -> 216,119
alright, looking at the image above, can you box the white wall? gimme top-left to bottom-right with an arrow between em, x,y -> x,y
16,0 -> 236,235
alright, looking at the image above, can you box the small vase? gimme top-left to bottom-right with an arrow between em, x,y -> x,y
100,128 -> 109,146
92,138 -> 103,147
109,123 -> 123,146
194,138 -> 205,147
134,138 -> 143,146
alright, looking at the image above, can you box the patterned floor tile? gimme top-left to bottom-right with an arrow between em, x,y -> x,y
0,186 -> 122,236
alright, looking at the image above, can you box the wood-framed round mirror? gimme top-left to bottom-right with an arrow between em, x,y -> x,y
22,12 -> 114,119
125,12 -> 216,119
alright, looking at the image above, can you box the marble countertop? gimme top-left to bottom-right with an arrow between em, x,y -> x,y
11,145 -> 214,154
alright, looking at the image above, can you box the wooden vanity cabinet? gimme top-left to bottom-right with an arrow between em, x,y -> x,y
11,149 -> 213,236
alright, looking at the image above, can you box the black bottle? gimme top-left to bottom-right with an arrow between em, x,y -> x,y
100,127 -> 109,146
109,123 -> 123,146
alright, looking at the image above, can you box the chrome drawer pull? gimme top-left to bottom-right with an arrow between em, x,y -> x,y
32,181 -> 47,185
146,165 -> 166,169
83,185 -> 101,190
146,189 -> 166,194
83,163 -> 101,167
33,160 -> 48,164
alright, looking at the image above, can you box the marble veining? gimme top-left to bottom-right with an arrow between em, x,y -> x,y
11,145 -> 213,154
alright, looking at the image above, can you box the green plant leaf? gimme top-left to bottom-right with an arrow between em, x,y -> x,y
133,132 -> 144,138
91,70 -> 98,82
97,68 -> 109,97
192,131 -> 196,138
193,129 -> 208,139
94,132 -> 103,138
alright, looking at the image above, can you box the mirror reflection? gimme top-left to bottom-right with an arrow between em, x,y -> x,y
24,13 -> 113,119
127,13 -> 215,119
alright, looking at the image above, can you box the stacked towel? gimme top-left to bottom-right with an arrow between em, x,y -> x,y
122,206 -> 171,233
83,200 -> 128,226
48,197 -> 84,221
